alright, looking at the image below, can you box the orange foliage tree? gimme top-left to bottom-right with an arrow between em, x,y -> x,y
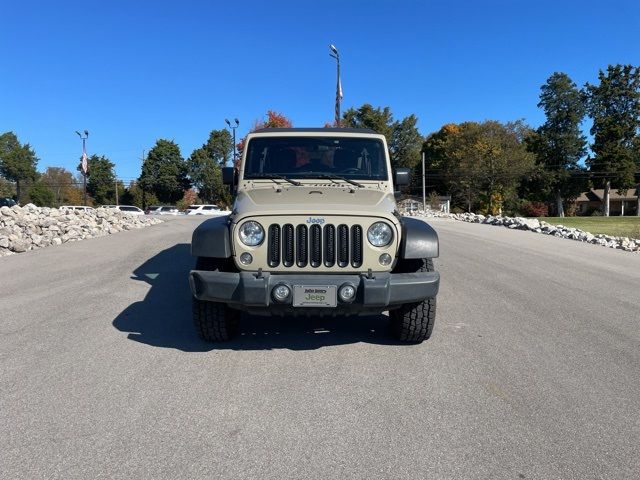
235,110 -> 293,168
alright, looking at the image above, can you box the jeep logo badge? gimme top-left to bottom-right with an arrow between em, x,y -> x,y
306,217 -> 325,224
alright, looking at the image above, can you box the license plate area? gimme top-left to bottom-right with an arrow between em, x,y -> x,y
292,285 -> 337,307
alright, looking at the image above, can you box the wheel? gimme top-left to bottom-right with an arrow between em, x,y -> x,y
390,258 -> 436,343
192,257 -> 240,342
193,297 -> 239,342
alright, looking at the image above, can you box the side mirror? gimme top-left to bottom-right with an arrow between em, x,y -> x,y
393,168 -> 411,187
222,167 -> 237,186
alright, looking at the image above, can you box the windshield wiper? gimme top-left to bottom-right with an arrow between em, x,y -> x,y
298,172 -> 364,188
247,173 -> 302,186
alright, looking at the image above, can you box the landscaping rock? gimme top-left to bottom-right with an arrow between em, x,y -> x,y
0,206 -> 163,257
403,206 -> 640,254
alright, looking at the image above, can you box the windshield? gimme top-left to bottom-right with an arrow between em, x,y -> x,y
243,136 -> 388,181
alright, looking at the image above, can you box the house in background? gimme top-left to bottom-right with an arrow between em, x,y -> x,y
574,188 -> 639,216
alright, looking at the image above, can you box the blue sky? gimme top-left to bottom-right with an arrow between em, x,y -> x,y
1,0 -> 639,181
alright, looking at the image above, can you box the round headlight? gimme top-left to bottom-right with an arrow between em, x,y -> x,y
239,221 -> 264,246
367,222 -> 393,247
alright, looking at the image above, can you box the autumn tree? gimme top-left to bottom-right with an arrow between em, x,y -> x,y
423,121 -> 535,214
528,72 -> 588,216
139,139 -> 190,204
0,131 -> 39,202
584,64 -> 640,216
235,111 -> 293,167
40,167 -> 83,206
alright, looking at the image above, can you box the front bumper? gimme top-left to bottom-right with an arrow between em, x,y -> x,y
189,269 -> 439,315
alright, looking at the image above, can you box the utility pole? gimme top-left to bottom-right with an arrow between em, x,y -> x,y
115,180 -> 119,206
422,151 -> 426,214
225,119 -> 240,166
75,130 -> 89,206
140,150 -> 146,209
329,44 -> 342,127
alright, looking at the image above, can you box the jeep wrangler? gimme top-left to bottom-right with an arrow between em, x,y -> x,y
189,128 -> 440,343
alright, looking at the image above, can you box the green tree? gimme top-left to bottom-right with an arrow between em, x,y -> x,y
203,129 -> 233,166
27,180 -> 56,206
188,129 -> 234,205
120,181 -> 158,208
422,124 -> 465,206
342,104 -> 423,170
188,147 -> 230,205
529,72 -> 588,216
392,114 -> 422,171
0,132 -> 39,202
0,177 -> 16,198
584,64 -> 640,216
139,139 -> 190,203
83,155 -> 117,205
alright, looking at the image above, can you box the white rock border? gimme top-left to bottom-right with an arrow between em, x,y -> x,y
402,208 -> 640,253
0,203 -> 163,257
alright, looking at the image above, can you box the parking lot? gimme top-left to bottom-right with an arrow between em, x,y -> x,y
1,216 -> 639,479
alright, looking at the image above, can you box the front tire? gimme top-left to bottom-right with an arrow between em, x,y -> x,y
193,256 -> 239,342
390,258 -> 437,343
193,297 -> 239,342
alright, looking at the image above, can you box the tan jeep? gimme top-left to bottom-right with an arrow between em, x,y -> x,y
189,128 -> 440,343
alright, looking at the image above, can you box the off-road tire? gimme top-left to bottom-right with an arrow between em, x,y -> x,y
193,256 -> 239,342
390,258 -> 436,343
192,297 -> 239,342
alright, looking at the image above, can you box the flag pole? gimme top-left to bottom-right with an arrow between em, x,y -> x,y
76,130 -> 89,206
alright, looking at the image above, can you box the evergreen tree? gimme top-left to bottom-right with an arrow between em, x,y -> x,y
529,72 -> 588,216
584,64 -> 640,216
139,139 -> 190,204
0,131 -> 39,202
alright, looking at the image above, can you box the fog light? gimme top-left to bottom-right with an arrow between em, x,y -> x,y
379,253 -> 392,266
239,252 -> 253,265
339,284 -> 356,302
272,284 -> 291,302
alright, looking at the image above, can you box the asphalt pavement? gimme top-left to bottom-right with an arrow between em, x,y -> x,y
1,216 -> 639,479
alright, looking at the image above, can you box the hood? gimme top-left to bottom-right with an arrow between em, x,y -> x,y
234,184 -> 397,217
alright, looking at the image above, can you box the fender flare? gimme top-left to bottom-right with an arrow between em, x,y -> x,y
398,216 -> 439,259
191,215 -> 232,258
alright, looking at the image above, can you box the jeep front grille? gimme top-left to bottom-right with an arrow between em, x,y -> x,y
268,223 -> 363,269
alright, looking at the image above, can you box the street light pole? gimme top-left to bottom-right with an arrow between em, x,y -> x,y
75,130 -> 89,206
225,118 -> 239,166
329,44 -> 342,127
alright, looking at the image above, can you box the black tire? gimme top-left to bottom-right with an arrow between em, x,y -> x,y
390,258 -> 436,343
193,256 -> 239,342
193,297 -> 239,342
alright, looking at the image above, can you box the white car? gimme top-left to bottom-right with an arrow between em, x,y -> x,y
59,205 -> 95,213
186,204 -> 230,216
102,205 -> 145,216
148,205 -> 180,215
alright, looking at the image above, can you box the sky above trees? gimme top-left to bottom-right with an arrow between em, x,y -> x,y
1,0 -> 639,180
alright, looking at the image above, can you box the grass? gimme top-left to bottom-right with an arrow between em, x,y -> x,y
535,216 -> 640,238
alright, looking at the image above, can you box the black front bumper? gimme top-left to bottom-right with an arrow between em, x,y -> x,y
189,270 -> 439,315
